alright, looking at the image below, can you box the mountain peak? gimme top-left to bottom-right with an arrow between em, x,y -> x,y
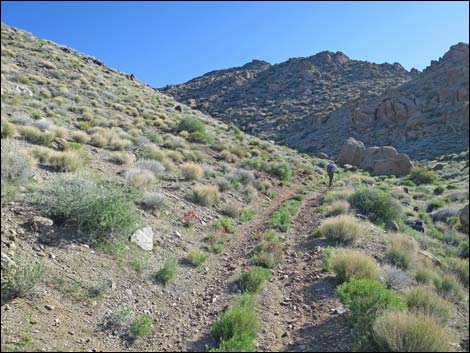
442,42 -> 469,63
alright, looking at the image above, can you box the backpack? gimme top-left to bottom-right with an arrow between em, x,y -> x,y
327,163 -> 336,174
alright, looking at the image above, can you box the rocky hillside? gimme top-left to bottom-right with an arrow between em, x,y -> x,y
161,51 -> 412,139
161,45 -> 469,160
287,43 -> 470,160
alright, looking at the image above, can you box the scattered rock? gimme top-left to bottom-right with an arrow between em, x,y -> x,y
130,226 -> 154,251
386,221 -> 400,232
44,304 -> 55,311
418,250 -> 442,266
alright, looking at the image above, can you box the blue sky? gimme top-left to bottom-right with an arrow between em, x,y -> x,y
1,1 -> 469,87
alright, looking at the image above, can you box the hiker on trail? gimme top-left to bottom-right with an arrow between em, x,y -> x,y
326,161 -> 337,187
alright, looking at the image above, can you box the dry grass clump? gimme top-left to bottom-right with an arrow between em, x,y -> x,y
331,249 -> 380,283
125,167 -> 156,188
385,233 -> 418,270
48,150 -> 83,172
192,185 -> 220,207
372,311 -> 452,352
404,286 -> 450,324
181,163 -> 203,181
327,200 -> 350,216
221,201 -> 242,218
318,215 -> 361,243
71,130 -> 90,144
17,125 -> 55,146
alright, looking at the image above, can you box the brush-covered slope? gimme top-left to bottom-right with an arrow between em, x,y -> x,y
161,51 -> 412,139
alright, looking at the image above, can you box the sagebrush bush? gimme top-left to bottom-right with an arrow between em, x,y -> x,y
348,187 -> 401,223
135,159 -> 166,177
125,167 -> 156,188
410,166 -> 438,185
1,140 -> 35,183
35,175 -> 141,238
142,192 -> 166,210
331,249 -> 380,283
186,250 -> 208,266
318,215 -> 361,243
385,233 -> 417,270
269,162 -> 292,181
181,163 -> 203,181
48,150 -> 83,172
379,264 -> 412,291
405,286 -> 450,324
211,294 -> 259,352
372,311 -> 451,352
337,278 -> 405,351
192,185 -> 220,207
239,266 -> 271,294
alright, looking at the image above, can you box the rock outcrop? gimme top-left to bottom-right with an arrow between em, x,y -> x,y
459,204 -> 469,234
337,137 -> 413,176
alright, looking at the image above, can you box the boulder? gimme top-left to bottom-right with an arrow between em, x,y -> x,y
317,152 -> 329,159
130,226 -> 154,251
337,137 -> 413,176
459,204 -> 469,234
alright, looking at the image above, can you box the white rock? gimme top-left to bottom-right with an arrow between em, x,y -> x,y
130,226 -> 154,251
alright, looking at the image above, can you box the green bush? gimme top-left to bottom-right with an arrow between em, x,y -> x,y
433,273 -> 464,299
337,278 -> 406,351
433,185 -> 445,195
1,257 -> 44,301
239,208 -> 254,222
268,199 -> 300,231
211,294 -> 259,352
186,250 -> 208,267
155,260 -> 177,285
1,118 -> 16,138
414,267 -> 435,285
348,187 -> 401,223
129,315 -> 152,338
213,217 -> 235,233
270,163 -> 292,181
410,166 -> 437,185
332,249 -> 380,283
426,200 -> 445,212
177,116 -> 206,134
17,125 -> 55,146
239,266 -> 271,294
318,215 -> 361,243
447,257 -> 469,287
405,286 -> 450,324
251,234 -> 283,269
35,175 -> 141,238
372,311 -> 451,352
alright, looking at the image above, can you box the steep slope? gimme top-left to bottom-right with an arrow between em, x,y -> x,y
286,43 -> 470,160
161,51 -> 412,139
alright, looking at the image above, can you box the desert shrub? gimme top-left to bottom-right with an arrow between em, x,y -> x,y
227,169 -> 255,185
1,118 -> 16,138
239,208 -> 255,222
318,215 -> 361,243
222,201 -> 241,218
323,188 -> 354,203
447,257 -> 469,287
177,116 -> 206,134
1,256 -> 44,301
433,273 -> 464,299
141,144 -> 164,161
166,149 -> 184,163
433,185 -> 445,195
135,159 -> 166,177
71,131 -> 90,144
90,133 -> 107,147
48,150 -> 83,172
35,175 -> 141,238
1,140 -> 35,183
155,260 -> 177,285
385,233 -> 417,270
107,151 -> 131,165
331,249 -> 380,283
372,311 -> 451,352
213,217 -> 235,233
348,187 -> 401,223
142,192 -> 165,210
337,278 -> 405,351
251,234 -> 283,269
268,199 -> 301,232
405,286 -> 450,324
269,162 -> 292,181
239,266 -> 271,294
181,163 -> 203,181
32,118 -> 52,131
192,185 -> 220,207
17,125 -> 55,146
460,240 -> 469,258
211,294 -> 259,352
125,167 -> 156,188
426,200 -> 445,212
129,315 -> 152,338
414,267 -> 436,285
326,200 -> 350,216
410,166 -> 437,185
216,177 -> 231,192
186,250 -> 208,266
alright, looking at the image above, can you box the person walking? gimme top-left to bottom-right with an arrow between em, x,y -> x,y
326,161 -> 337,187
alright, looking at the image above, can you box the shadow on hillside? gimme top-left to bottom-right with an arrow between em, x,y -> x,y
187,329 -> 219,352
285,315 -> 352,352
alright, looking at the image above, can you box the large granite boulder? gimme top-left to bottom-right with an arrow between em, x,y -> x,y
337,137 -> 413,177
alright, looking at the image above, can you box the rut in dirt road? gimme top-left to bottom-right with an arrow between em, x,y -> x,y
141,184 -> 306,352
256,190 -> 352,352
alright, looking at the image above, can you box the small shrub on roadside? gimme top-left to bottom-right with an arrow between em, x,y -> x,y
372,311 -> 451,352
331,249 -> 380,283
181,163 -> 203,181
239,266 -> 272,293
1,257 -> 45,301
318,215 -> 361,243
129,315 -> 152,338
186,250 -> 208,266
348,187 -> 401,223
